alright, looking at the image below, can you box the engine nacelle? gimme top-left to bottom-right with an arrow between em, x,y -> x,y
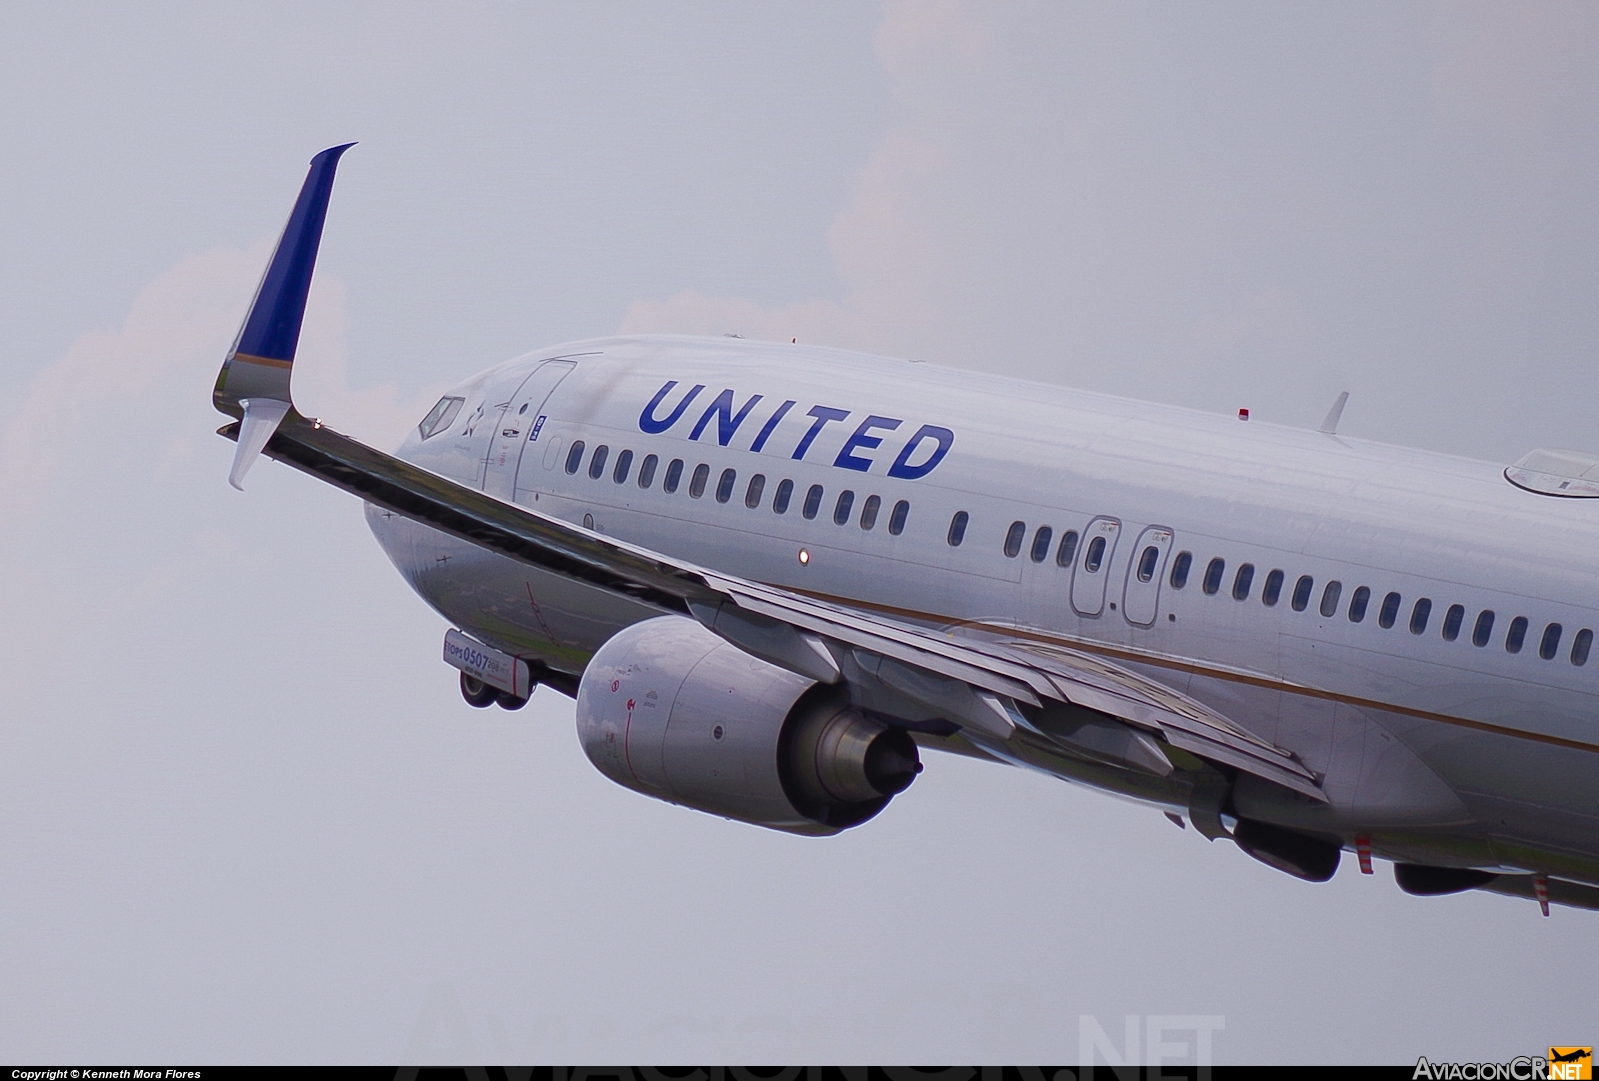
576,616 -> 920,834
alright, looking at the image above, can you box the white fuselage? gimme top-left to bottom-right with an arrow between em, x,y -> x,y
367,335 -> 1599,880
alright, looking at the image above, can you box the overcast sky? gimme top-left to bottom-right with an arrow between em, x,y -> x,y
4,1 -> 1599,1066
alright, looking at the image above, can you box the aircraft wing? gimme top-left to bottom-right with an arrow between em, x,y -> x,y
215,145 -> 1326,810
219,406 -> 1325,804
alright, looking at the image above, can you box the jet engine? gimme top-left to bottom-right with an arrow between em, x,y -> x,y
575,616 -> 921,834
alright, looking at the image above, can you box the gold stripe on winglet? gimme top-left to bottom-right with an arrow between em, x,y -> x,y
229,351 -> 295,369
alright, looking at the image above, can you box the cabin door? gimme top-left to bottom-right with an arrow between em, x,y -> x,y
482,360 -> 576,500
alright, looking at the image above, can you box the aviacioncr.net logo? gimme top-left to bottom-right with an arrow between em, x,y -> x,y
1412,1049 -> 1590,1080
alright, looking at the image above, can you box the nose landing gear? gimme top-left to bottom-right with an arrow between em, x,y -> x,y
447,629 -> 535,710
460,672 -> 498,707
460,671 -> 529,710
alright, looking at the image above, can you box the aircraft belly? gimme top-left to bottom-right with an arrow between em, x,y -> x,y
1484,805 -> 1599,884
1423,725 -> 1599,873
365,505 -> 658,671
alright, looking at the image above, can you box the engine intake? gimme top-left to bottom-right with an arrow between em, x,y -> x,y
576,616 -> 920,834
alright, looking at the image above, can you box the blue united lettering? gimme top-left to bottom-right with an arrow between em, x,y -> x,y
637,379 -> 954,479
688,389 -> 764,446
638,381 -> 705,434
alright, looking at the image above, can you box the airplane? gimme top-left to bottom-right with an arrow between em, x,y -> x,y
216,145 -> 1599,914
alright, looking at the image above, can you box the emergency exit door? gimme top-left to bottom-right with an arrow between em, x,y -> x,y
1120,526 -> 1174,626
1069,517 -> 1121,617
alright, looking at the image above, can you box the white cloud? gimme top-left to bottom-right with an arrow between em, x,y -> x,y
618,2 -> 983,360
0,240 -> 438,527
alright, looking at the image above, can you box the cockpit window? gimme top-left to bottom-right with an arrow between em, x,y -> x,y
418,396 -> 465,440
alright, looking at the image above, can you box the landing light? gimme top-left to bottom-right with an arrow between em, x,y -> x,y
798,548 -> 810,565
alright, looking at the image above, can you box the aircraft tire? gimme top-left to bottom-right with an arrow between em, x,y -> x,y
496,690 -> 530,710
460,673 -> 499,708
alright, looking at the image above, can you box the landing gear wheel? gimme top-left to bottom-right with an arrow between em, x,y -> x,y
460,673 -> 498,708
496,690 -> 530,710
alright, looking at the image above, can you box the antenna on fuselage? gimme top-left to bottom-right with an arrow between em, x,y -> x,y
1318,391 -> 1350,435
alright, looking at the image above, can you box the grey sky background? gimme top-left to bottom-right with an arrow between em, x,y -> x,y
3,1 -> 1599,1065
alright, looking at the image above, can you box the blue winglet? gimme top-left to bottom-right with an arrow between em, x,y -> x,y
214,143 -> 355,414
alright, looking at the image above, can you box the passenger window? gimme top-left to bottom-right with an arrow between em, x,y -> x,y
1442,604 -> 1464,641
1232,563 -> 1255,600
1004,521 -> 1026,558
1572,628 -> 1593,666
1169,550 -> 1192,588
638,453 -> 658,489
773,479 -> 794,514
1031,526 -> 1054,564
1506,616 -> 1528,654
689,463 -> 710,498
1262,569 -> 1284,606
1137,544 -> 1160,583
612,449 -> 633,484
564,440 -> 586,475
663,458 -> 684,493
1409,597 -> 1431,634
804,484 -> 825,520
1472,609 -> 1495,647
888,500 -> 910,535
1540,622 -> 1563,660
860,494 -> 881,530
1348,586 -> 1370,622
1378,591 -> 1401,628
1291,575 -> 1314,612
1320,581 -> 1342,618
1058,531 -> 1081,568
715,467 -> 736,503
947,510 -> 969,546
588,445 -> 609,480
1084,536 -> 1108,573
833,490 -> 855,525
1202,558 -> 1225,595
745,473 -> 766,508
